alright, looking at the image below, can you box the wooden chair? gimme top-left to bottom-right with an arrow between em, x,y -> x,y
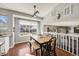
43,37 -> 56,56
29,37 -> 41,56
50,37 -> 56,56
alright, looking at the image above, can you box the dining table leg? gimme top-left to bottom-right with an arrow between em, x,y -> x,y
40,45 -> 42,56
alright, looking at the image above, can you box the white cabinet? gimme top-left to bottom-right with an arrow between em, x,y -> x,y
4,37 -> 9,54
0,36 -> 9,55
0,37 -> 4,55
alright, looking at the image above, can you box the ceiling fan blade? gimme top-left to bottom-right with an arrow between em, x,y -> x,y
35,10 -> 39,14
32,10 -> 39,17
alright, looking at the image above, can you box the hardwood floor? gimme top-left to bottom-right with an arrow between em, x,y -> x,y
6,42 -> 73,56
6,42 -> 31,56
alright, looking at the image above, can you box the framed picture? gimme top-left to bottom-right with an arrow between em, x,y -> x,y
64,4 -> 72,15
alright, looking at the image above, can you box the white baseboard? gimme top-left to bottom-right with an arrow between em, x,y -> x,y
15,41 -> 29,45
9,44 -> 14,48
9,41 -> 29,49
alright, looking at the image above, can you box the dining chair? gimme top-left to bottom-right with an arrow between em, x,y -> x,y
50,37 -> 56,56
29,37 -> 41,56
43,37 -> 56,56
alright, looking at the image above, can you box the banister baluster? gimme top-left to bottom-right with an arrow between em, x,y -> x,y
63,35 -> 64,50
72,36 -> 74,54
57,34 -> 59,47
65,35 -> 67,51
69,36 -> 70,52
76,37 -> 78,56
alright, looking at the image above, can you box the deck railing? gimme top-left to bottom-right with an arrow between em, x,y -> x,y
44,32 -> 79,56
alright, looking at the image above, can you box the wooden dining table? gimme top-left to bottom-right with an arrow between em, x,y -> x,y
30,35 -> 53,56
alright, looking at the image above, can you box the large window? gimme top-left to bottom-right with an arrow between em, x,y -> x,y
0,15 -> 8,34
30,25 -> 37,34
19,20 -> 39,35
20,25 -> 29,32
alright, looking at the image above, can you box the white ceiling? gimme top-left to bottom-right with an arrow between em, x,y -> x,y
0,3 -> 58,17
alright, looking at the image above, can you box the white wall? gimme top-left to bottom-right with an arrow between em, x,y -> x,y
42,3 -> 79,33
43,3 -> 79,25
0,8 -> 42,48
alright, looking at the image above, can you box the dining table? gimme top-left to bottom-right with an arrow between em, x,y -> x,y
30,35 -> 53,56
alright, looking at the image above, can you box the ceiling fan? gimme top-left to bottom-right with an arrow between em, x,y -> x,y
32,5 -> 39,17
